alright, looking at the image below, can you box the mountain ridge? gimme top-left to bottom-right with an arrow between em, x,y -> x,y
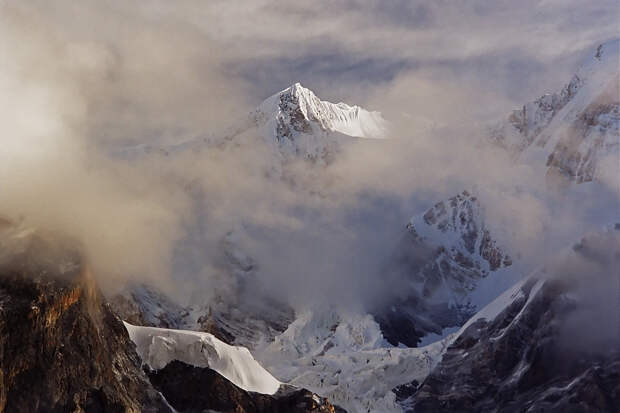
491,39 -> 619,184
116,82 -> 388,164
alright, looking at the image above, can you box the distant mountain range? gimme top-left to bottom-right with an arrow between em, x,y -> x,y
107,39 -> 619,413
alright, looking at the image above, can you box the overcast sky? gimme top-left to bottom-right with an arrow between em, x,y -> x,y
200,0 -> 619,109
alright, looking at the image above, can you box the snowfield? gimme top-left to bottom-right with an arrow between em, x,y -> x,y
256,310 -> 454,413
124,322 -> 281,395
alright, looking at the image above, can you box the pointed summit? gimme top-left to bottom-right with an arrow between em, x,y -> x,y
251,82 -> 387,162
115,82 -> 388,164
257,82 -> 388,140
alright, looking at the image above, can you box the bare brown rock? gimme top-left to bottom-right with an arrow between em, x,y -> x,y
0,242 -> 172,413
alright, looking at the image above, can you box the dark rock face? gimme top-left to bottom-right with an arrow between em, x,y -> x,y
408,229 -> 620,413
196,306 -> 237,344
0,238 -> 172,413
374,296 -> 470,348
392,380 -> 419,412
147,360 -> 346,413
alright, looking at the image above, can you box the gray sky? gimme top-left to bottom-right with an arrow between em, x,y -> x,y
207,0 -> 619,109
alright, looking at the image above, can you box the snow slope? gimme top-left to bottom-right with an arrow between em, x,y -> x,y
407,191 -> 519,308
375,191 -> 521,347
491,39 -> 619,185
409,225 -> 620,412
409,191 -> 513,283
124,322 -> 281,395
256,309 -> 453,413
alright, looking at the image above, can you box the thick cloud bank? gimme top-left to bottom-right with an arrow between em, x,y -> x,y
0,0 -> 617,309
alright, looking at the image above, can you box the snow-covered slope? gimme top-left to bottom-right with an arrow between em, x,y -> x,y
256,309 -> 453,413
374,191 -> 520,347
252,83 -> 387,162
257,83 -> 386,140
409,190 -> 512,277
491,39 -> 619,184
406,191 -> 516,305
409,225 -> 620,412
124,322 -> 281,395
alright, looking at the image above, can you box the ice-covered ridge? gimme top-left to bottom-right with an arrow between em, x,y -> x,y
124,322 -> 281,395
498,39 -> 618,148
256,82 -> 388,140
491,39 -> 619,184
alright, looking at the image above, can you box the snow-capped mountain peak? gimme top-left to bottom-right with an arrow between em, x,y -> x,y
249,82 -> 388,163
256,82 -> 388,140
115,82 -> 388,165
373,191 -> 520,348
575,38 -> 619,83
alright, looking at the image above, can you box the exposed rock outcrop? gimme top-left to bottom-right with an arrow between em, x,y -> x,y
407,227 -> 620,412
148,360 -> 345,413
0,233 -> 172,413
